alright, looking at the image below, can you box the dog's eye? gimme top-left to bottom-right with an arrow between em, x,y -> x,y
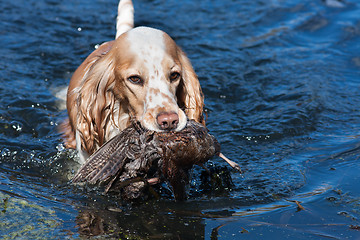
169,72 -> 180,82
128,75 -> 143,85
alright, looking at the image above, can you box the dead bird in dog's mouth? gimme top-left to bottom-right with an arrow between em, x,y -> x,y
71,120 -> 241,201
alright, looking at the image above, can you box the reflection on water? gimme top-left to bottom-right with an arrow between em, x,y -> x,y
1,0 -> 360,238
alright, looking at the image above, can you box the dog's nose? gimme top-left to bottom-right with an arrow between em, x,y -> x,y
156,112 -> 179,130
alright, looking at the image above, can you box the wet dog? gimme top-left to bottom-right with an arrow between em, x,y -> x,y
61,0 -> 205,164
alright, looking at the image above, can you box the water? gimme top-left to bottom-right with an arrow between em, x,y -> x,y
1,0 -> 360,238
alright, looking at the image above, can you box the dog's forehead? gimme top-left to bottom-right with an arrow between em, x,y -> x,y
126,27 -> 167,54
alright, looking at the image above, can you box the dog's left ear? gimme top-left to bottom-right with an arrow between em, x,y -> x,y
75,54 -> 117,154
176,48 -> 205,125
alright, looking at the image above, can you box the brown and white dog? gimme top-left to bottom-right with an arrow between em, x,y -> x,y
61,0 -> 205,164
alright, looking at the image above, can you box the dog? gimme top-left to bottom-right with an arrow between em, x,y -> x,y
61,0 -> 205,164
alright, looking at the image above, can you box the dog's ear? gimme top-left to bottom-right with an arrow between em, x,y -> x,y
75,55 -> 117,154
176,48 -> 205,125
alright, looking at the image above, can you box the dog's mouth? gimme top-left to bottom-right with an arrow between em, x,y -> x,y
135,109 -> 188,133
131,120 -> 188,138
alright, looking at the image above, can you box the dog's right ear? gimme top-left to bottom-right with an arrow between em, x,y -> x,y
75,54 -> 117,154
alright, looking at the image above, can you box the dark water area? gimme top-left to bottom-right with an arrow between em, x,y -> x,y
1,0 -> 360,238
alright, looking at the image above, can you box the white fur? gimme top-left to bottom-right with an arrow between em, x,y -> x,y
116,0 -> 134,38
76,130 -> 89,165
126,27 -> 187,132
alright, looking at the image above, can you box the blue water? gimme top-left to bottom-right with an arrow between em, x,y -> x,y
1,0 -> 360,239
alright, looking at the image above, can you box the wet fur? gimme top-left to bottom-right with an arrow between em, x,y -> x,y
61,0 -> 205,164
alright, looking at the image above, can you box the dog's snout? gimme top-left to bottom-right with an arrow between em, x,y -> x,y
156,112 -> 179,130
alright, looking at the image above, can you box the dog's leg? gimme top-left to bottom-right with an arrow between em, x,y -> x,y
116,0 -> 134,38
76,130 -> 89,165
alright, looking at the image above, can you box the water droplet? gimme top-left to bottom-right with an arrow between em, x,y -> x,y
1,148 -> 11,157
56,144 -> 65,151
11,121 -> 23,132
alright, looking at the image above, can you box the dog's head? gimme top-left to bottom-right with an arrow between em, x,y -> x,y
112,27 -> 190,131
75,27 -> 204,152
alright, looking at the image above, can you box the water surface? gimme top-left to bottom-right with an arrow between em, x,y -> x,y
1,0 -> 360,239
